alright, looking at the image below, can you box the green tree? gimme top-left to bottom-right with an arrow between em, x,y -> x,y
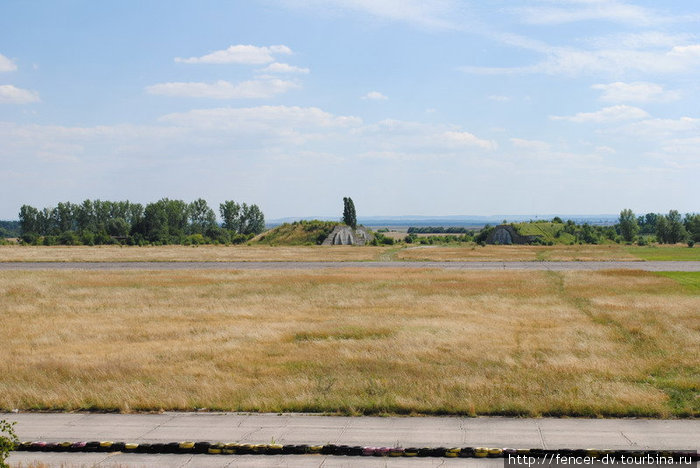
342,197 -> 357,229
18,204 -> 40,236
666,210 -> 687,244
240,203 -> 265,235
188,198 -> 216,234
656,215 -> 669,243
618,209 -> 639,242
56,202 -> 76,233
142,201 -> 169,242
684,213 -> 700,242
106,217 -> 130,237
219,200 -> 242,232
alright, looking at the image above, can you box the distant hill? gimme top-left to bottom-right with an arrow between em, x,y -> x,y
254,220 -> 340,245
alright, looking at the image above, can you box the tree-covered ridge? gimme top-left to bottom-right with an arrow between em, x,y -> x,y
0,221 -> 20,238
18,198 -> 265,245
507,210 -> 699,246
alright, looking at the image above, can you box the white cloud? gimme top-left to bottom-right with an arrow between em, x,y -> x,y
551,105 -> 649,123
175,44 -> 292,65
591,81 -> 680,102
595,146 -> 617,155
669,44 -> 700,59
261,62 -> 310,74
0,53 -> 17,72
512,0 -> 668,26
614,117 -> 700,138
0,85 -> 40,104
362,91 -> 388,101
586,32 -> 697,49
592,82 -> 679,103
467,44 -> 700,76
443,131 -> 496,150
159,106 -> 362,131
488,95 -> 510,102
145,78 -> 299,99
278,0 -> 459,30
510,138 -> 551,152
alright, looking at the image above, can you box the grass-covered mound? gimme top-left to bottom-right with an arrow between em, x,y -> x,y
254,220 -> 340,245
512,222 -> 576,244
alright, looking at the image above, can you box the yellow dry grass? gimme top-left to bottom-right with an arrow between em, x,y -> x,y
0,245 -> 389,262
1,268 -> 697,417
397,244 -> 640,262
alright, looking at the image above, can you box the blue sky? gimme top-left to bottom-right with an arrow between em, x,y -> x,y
1,0 -> 699,220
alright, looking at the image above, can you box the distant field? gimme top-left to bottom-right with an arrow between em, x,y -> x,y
1,268 -> 697,417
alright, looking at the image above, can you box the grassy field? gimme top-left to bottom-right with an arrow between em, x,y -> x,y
626,245 -> 700,261
0,245 -> 389,262
1,268 -> 697,417
397,244 -> 641,262
0,244 -> 696,263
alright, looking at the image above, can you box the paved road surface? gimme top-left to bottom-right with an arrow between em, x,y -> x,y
6,413 -> 698,467
2,261 -> 700,271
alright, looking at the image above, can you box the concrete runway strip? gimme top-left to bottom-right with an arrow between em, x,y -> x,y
1,260 -> 700,271
6,413 -> 699,467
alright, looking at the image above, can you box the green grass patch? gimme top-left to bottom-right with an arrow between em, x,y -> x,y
255,220 -> 339,245
627,245 -> 700,261
512,222 -> 576,244
655,272 -> 700,293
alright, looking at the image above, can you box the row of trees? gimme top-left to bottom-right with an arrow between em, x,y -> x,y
619,209 -> 699,244
18,198 -> 265,245
407,226 -> 471,234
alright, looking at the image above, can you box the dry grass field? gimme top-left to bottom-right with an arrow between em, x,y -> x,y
0,245 -> 390,263
1,244 -> 696,263
397,244 -> 641,262
1,268 -> 697,417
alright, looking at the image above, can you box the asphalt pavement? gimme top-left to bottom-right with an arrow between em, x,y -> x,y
5,413 -> 698,467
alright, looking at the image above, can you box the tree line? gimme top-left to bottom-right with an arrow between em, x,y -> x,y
407,226 -> 472,234
619,209 -> 699,245
18,198 -> 265,245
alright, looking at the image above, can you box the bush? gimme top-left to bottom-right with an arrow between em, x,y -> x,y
0,419 -> 19,468
689,240 -> 695,248
184,233 -> 207,245
58,230 -> 80,245
42,235 -> 58,246
20,233 -> 37,245
370,233 -> 394,245
80,230 -> 96,246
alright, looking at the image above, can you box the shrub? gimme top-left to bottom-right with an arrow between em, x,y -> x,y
80,230 -> 96,246
184,233 -> 207,245
42,235 -> 58,246
0,419 -> 19,468
689,240 -> 695,248
58,230 -> 80,245
370,233 -> 394,246
20,233 -> 37,245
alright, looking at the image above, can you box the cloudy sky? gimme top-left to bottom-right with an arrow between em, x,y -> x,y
1,0 -> 699,220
